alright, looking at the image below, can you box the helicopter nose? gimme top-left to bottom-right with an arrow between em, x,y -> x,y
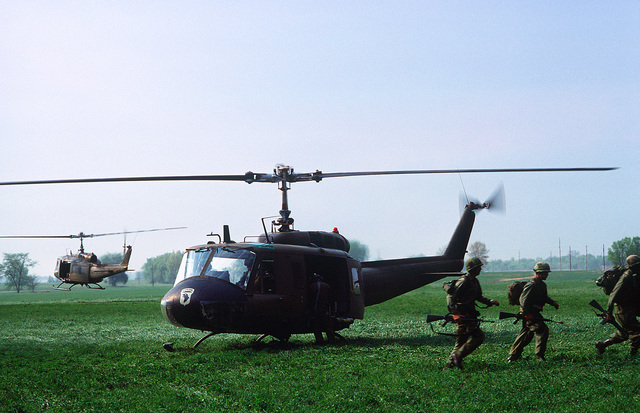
161,277 -> 247,332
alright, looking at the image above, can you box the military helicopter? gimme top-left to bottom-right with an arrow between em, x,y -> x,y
0,165 -> 615,345
0,228 -> 185,290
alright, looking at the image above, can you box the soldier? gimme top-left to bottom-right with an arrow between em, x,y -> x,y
309,273 -> 336,344
445,257 -> 499,370
507,261 -> 559,362
595,255 -> 640,355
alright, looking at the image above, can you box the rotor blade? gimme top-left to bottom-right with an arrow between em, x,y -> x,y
0,235 -> 77,239
89,227 -> 188,238
0,174 -> 269,186
0,167 -> 617,187
315,167 -> 618,180
485,183 -> 506,214
0,227 -> 186,240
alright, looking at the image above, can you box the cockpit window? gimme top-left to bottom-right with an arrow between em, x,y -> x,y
173,247 -> 256,290
204,248 -> 256,289
173,248 -> 209,286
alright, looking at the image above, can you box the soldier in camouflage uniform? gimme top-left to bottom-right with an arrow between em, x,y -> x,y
507,261 -> 559,362
595,255 -> 640,355
445,257 -> 499,370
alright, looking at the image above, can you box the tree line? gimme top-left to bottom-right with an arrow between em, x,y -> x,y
472,236 -> 640,272
96,250 -> 184,286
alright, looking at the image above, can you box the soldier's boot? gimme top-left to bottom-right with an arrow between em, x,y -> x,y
451,351 -> 462,370
444,352 -> 454,370
595,340 -> 613,355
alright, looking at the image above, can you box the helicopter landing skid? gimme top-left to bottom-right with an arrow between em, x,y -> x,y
334,332 -> 348,343
256,333 -> 292,343
53,282 -> 105,291
53,283 -> 75,291
193,331 -> 219,349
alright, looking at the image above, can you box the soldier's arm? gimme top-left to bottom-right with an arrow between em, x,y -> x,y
519,283 -> 535,313
477,295 -> 495,306
473,280 -> 496,306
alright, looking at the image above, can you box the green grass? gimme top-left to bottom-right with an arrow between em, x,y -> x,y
1,273 -> 639,412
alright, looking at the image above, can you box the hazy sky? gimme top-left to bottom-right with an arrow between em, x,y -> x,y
1,2 -> 638,278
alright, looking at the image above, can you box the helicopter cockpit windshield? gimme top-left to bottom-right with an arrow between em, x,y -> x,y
174,247 -> 256,290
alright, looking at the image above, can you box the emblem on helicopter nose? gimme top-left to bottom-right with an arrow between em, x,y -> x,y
180,288 -> 195,306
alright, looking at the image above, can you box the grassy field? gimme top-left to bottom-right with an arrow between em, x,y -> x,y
1,271 -> 639,412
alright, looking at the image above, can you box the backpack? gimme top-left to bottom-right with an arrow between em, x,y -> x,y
443,279 -> 458,312
443,279 -> 458,295
595,266 -> 626,295
507,281 -> 527,306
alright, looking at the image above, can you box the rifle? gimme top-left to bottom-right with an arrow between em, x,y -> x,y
426,314 -> 494,336
498,311 -> 564,324
588,299 -> 628,339
426,314 -> 495,324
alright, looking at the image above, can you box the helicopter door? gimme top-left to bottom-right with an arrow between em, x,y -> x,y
58,260 -> 71,281
305,256 -> 350,316
247,255 -> 307,332
274,254 -> 306,317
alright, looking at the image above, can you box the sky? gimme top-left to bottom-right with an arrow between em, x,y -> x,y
0,1 -> 638,278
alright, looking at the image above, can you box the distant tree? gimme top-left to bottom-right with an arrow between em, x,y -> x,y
468,241 -> 489,264
100,250 -> 129,286
0,253 -> 37,293
349,240 -> 370,261
143,251 -> 183,285
25,275 -> 38,292
100,251 -> 124,265
108,272 -> 129,287
608,237 -> 640,267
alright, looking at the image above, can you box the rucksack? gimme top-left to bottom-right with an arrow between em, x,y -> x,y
443,279 -> 458,295
443,279 -> 458,312
507,281 -> 527,306
595,266 -> 626,295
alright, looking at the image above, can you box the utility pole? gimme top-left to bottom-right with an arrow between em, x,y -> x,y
559,238 -> 562,270
569,246 -> 572,271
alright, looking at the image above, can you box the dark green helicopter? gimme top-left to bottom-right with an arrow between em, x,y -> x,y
0,165 -> 615,347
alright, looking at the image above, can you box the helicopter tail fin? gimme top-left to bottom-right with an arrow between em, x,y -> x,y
121,245 -> 133,267
443,204 -> 477,261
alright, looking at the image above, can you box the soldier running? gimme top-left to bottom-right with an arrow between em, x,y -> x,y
507,261 -> 559,362
595,255 -> 640,355
445,257 -> 499,370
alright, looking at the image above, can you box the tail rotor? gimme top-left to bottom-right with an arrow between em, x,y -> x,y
460,183 -> 506,214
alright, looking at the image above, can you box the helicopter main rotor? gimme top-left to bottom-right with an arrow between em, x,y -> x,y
0,227 -> 186,253
0,165 -> 617,232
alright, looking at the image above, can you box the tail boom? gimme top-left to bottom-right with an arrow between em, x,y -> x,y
360,205 -> 477,306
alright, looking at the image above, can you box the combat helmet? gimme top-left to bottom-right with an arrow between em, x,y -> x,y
465,257 -> 483,272
533,261 -> 551,273
626,255 -> 640,269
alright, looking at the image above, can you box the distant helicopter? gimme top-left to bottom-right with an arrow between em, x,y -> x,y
0,165 -> 615,345
0,228 -> 185,290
